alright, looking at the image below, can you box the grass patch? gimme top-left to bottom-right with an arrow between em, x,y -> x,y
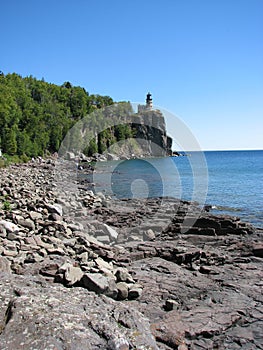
0,154 -> 30,167
2,200 -> 11,211
0,195 -> 12,211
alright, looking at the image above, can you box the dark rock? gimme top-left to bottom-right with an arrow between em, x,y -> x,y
165,299 -> 179,311
82,273 -> 111,295
252,243 -> 263,258
115,268 -> 134,283
194,217 -> 221,230
48,213 -> 62,221
203,205 -> 212,212
128,285 -> 143,300
39,263 -> 59,278
45,203 -> 63,216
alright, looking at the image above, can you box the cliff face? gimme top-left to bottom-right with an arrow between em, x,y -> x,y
132,109 -> 172,157
101,108 -> 173,160
61,102 -> 172,160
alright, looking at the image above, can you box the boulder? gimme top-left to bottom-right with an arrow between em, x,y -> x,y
39,263 -> 60,278
143,229 -> 156,241
0,220 -> 19,233
95,235 -> 111,244
64,265 -> 84,286
128,285 -> 143,299
45,203 -> 63,216
116,282 -> 129,300
115,268 -> 134,283
16,218 -> 35,231
81,273 -> 118,299
78,252 -> 89,264
95,257 -> 113,272
165,299 -> 179,311
0,274 -> 159,350
81,273 -> 109,294
65,151 -> 75,161
29,211 -> 43,221
103,223 -> 118,241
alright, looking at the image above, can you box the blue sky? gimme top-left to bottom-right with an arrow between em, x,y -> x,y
1,0 -> 262,150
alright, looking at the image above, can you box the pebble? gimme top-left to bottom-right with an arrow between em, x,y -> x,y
0,159 -> 262,349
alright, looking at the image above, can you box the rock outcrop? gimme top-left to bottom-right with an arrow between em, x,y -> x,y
61,103 -> 173,162
131,109 -> 173,157
0,160 -> 262,349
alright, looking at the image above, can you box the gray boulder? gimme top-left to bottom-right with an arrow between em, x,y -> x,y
58,263 -> 84,286
16,218 -> 35,231
46,203 -> 63,216
81,273 -> 118,299
0,220 -> 19,233
103,223 -> 118,241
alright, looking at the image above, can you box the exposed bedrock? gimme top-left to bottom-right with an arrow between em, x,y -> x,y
0,160 -> 262,349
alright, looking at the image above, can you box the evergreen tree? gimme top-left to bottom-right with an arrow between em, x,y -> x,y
0,72 -> 135,158
4,125 -> 17,155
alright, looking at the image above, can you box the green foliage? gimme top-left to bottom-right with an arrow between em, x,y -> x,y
0,72 -> 137,159
0,159 -> 5,168
3,125 -> 17,155
0,194 -> 11,211
115,124 -> 135,140
0,73 -> 114,157
2,200 -> 11,211
84,138 -> 98,156
1,153 -> 24,165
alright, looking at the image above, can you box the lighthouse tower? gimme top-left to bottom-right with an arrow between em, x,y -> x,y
137,92 -> 153,113
146,92 -> 153,109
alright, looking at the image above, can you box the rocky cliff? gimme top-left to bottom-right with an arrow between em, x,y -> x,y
62,103 -> 173,161
131,109 -> 172,157
97,108 -> 173,160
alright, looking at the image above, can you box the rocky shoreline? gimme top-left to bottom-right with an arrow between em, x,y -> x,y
0,159 -> 262,349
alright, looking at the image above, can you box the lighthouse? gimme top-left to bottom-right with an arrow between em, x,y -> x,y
146,92 -> 153,109
137,92 -> 153,113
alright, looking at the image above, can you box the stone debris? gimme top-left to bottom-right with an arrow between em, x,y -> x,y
0,159 -> 262,349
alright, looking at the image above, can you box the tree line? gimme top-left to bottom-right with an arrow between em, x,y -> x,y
0,72 -> 119,159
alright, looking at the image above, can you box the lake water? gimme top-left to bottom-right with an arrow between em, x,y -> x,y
88,150 -> 263,228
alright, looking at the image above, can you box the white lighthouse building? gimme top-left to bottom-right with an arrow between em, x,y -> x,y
138,92 -> 153,113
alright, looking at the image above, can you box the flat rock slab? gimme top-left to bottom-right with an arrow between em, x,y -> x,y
0,273 -> 158,350
121,238 -> 263,349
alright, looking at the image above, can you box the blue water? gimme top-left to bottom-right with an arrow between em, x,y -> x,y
89,150 -> 263,228
204,150 -> 263,228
